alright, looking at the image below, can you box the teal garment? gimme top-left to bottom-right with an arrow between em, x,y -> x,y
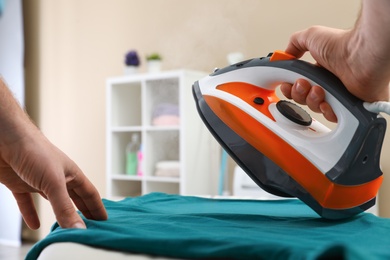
26,193 -> 390,260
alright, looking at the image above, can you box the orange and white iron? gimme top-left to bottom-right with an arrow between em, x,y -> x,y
192,51 -> 386,219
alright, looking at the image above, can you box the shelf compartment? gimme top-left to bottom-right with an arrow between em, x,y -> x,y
110,131 -> 142,175
111,179 -> 142,198
145,130 -> 180,177
109,81 -> 142,127
145,78 -> 180,127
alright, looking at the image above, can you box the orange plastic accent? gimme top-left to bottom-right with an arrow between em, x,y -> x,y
269,50 -> 296,61
204,94 -> 382,209
216,82 -> 279,121
323,176 -> 382,209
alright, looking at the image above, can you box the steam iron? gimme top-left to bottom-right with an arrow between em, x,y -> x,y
193,51 -> 386,219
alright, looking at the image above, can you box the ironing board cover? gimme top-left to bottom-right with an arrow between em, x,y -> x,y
26,193 -> 390,260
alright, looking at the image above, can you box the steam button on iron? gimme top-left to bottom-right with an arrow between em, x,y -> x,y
253,97 -> 264,105
276,100 -> 312,126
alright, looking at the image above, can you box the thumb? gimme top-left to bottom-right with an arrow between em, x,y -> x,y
285,26 -> 328,58
285,27 -> 314,58
285,26 -> 347,68
285,26 -> 332,57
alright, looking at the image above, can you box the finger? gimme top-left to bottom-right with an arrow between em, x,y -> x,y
46,181 -> 86,229
291,79 -> 312,105
305,86 -> 326,113
280,83 -> 293,99
13,192 -> 40,230
68,189 -> 92,219
66,168 -> 107,221
68,186 -> 107,221
320,102 -> 338,123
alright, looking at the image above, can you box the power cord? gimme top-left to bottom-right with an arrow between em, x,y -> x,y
363,101 -> 390,116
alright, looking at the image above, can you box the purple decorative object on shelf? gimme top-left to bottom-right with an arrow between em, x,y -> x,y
125,50 -> 140,66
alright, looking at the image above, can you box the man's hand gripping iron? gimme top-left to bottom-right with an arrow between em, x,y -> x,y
193,51 -> 387,219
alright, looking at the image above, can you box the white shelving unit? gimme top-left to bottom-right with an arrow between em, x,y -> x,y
106,70 -> 220,200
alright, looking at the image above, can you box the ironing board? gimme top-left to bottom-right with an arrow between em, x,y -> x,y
26,193 -> 390,260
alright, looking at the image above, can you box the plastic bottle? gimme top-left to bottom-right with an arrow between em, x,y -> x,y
137,144 -> 143,176
126,133 -> 140,175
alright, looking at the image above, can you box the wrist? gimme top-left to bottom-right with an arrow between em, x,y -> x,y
354,0 -> 390,60
343,0 -> 390,102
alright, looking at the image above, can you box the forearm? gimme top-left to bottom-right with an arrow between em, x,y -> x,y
350,0 -> 390,63
344,0 -> 390,100
0,77 -> 37,149
358,0 -> 390,55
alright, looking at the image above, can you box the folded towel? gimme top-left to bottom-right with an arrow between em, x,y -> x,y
152,115 -> 180,126
154,160 -> 180,177
152,103 -> 180,126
